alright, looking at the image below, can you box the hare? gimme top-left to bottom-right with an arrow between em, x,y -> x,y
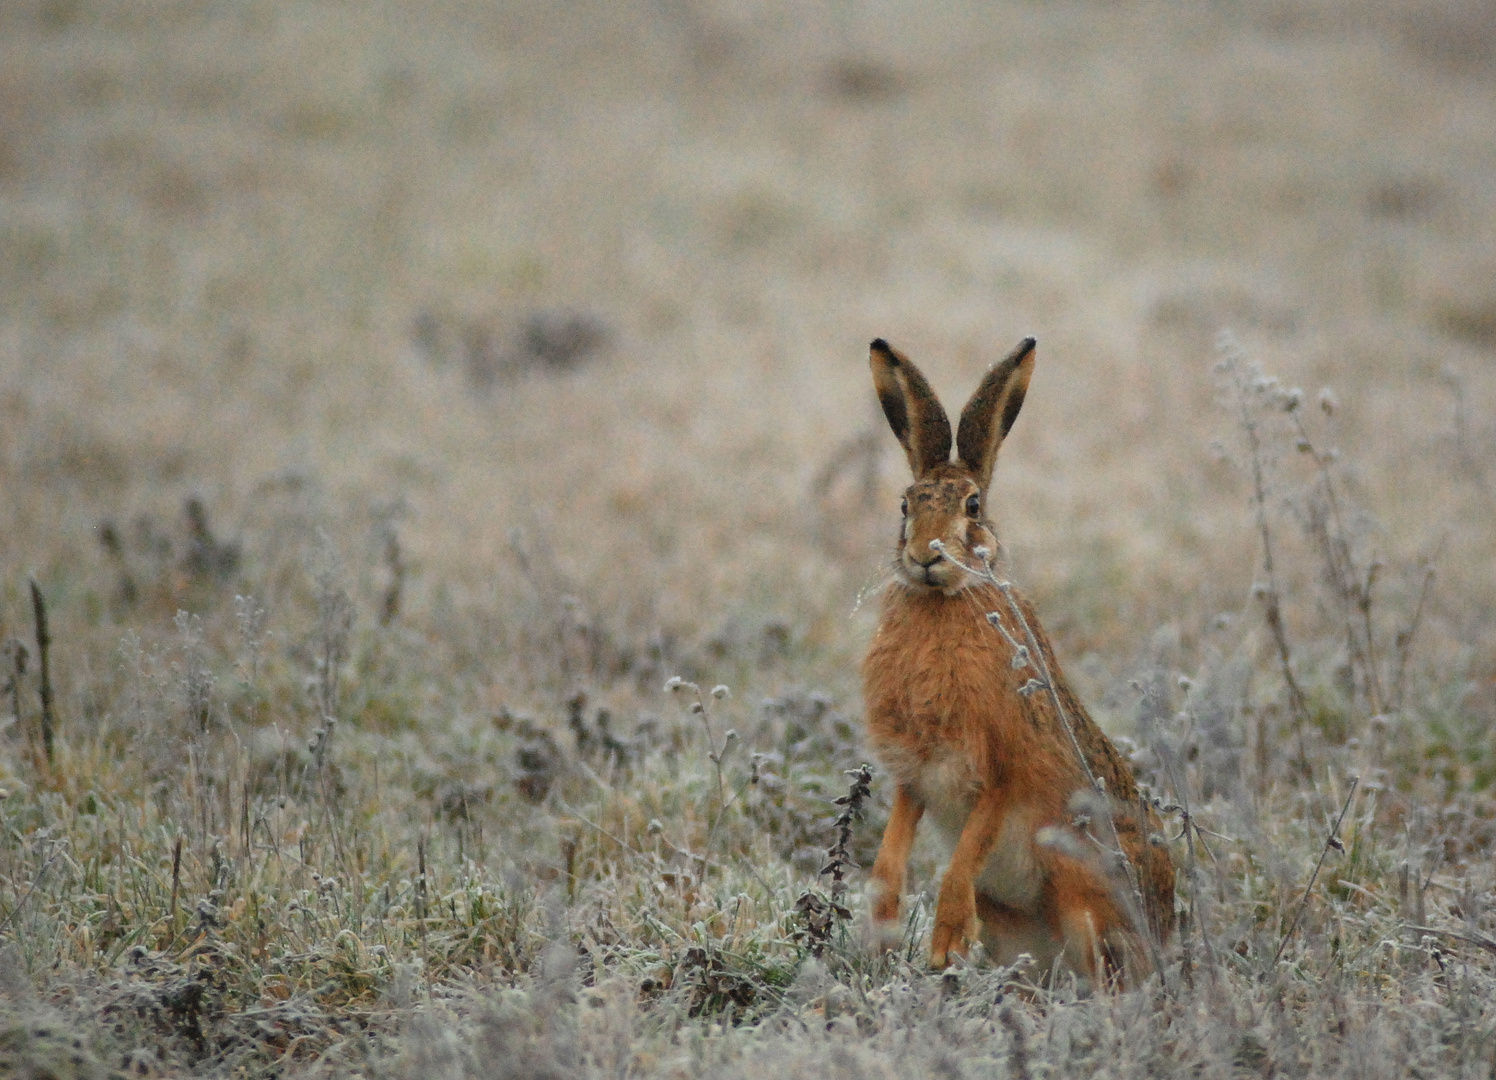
862,337 -> 1174,983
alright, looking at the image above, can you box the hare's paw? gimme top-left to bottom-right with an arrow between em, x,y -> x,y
870,878 -> 902,926
929,908 -> 980,970
930,874 -> 981,969
872,917 -> 905,955
869,883 -> 904,953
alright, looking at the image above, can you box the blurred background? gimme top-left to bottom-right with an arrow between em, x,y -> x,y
2,0 -> 1494,712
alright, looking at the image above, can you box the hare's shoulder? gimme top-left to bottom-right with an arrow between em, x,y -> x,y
1007,597 -> 1139,792
1046,672 -> 1139,800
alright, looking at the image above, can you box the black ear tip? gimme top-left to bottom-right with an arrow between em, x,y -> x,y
1018,336 -> 1036,355
870,337 -> 894,359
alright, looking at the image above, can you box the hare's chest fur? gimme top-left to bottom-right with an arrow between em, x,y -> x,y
862,587 -> 1020,770
864,593 -> 1047,913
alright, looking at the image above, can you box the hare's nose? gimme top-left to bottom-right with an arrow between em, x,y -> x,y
912,550 -> 944,569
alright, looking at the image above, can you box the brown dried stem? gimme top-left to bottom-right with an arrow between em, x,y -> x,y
29,578 -> 55,765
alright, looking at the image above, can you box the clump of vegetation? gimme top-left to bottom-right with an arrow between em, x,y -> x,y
792,763 -> 872,959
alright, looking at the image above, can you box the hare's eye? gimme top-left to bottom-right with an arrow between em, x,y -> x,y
965,494 -> 981,518
900,498 -> 909,517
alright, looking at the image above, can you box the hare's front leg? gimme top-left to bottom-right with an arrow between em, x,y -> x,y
868,786 -> 924,949
931,788 -> 1011,969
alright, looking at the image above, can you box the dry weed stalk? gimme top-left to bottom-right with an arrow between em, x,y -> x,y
312,546 -> 354,724
174,610 -> 214,733
1214,335 -> 1311,760
1217,332 -> 1437,749
98,521 -> 140,609
1438,365 -> 1495,499
0,843 -> 60,939
793,764 -> 873,959
233,594 -> 267,728
380,527 -> 406,627
1149,768 -> 1228,991
168,834 -> 184,946
27,579 -> 55,765
1272,776 -> 1358,965
2,637 -> 26,738
1288,397 -> 1432,718
665,676 -> 744,870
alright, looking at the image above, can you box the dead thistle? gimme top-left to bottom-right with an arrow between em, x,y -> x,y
794,763 -> 873,958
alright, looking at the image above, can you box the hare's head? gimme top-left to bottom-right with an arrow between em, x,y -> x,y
870,337 -> 1035,593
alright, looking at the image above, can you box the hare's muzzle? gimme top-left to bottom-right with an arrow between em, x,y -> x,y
898,538 -> 974,592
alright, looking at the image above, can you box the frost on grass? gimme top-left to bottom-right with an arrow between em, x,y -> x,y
0,348 -> 1493,1077
1,373 -> 1493,1079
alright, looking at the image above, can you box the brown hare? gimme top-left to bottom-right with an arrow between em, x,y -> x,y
862,337 -> 1174,984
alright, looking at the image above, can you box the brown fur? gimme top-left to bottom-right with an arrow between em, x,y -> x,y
863,338 -> 1174,984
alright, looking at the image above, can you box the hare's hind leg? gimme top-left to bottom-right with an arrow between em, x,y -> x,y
1046,857 -> 1140,987
974,893 -> 1062,971
869,785 -> 924,949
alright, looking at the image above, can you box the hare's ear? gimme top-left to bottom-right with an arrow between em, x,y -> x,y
870,339 -> 952,477
956,337 -> 1036,490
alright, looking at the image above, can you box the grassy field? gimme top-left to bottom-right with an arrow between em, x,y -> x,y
2,0 -> 1495,1075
